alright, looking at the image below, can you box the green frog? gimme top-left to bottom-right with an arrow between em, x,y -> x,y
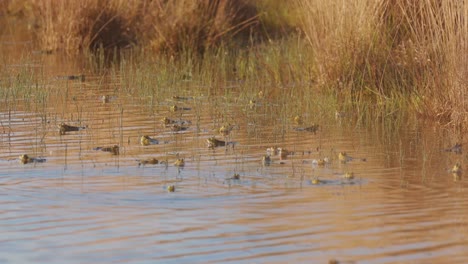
140,135 -> 159,146
311,177 -> 322,185
294,115 -> 303,125
161,117 -> 176,125
338,152 -> 352,163
343,172 -> 355,180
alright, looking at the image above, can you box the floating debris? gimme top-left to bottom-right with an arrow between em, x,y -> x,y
207,137 -> 226,148
444,143 -> 462,154
58,122 -> 85,135
140,135 -> 159,146
94,145 -> 119,155
19,154 -> 46,164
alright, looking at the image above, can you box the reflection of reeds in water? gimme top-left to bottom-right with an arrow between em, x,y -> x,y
398,140 -> 408,188
119,105 -> 124,152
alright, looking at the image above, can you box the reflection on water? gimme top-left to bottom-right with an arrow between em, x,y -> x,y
1,39 -> 468,264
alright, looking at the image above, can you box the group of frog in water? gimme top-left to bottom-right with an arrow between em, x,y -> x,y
17,95 -> 464,191
18,109 -> 237,192
260,145 -> 363,185
15,106 -> 366,188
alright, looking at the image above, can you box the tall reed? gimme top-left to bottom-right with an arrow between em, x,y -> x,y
296,0 -> 467,127
29,0 -> 141,52
25,0 -> 286,54
4,0 -> 467,128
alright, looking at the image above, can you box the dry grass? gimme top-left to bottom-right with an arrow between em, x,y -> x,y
141,0 -> 261,54
14,0 -> 290,54
28,0 -> 141,52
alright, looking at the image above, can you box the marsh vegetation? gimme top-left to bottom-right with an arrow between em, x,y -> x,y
2,0 -> 466,127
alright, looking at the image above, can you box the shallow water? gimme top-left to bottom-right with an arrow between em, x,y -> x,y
1,30 -> 468,264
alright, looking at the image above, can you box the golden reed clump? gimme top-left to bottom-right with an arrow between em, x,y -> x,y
296,0 -> 468,127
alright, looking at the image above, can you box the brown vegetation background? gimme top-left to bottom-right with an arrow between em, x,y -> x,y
1,0 -> 467,128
